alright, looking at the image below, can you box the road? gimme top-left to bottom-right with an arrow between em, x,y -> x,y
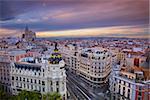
66,70 -> 107,100
67,79 -> 86,100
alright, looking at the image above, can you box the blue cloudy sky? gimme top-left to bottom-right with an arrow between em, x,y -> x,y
0,0 -> 149,38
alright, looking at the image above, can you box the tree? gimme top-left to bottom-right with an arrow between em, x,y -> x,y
42,92 -> 62,100
0,87 -> 62,100
16,90 -> 41,100
0,88 -> 11,100
28,91 -> 41,100
16,90 -> 29,100
0,90 -> 6,100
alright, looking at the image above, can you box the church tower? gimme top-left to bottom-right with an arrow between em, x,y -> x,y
22,25 -> 36,41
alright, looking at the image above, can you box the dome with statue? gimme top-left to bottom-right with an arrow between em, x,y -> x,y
49,42 -> 62,64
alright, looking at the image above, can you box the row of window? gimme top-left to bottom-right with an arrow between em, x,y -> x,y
118,85 -> 130,99
12,82 -> 45,92
0,76 -> 10,81
80,72 -> 107,82
13,82 -> 64,93
12,76 -> 45,85
80,66 -> 110,73
113,80 -> 145,100
0,69 -> 10,72
12,69 -> 45,77
91,56 -> 109,60
114,79 -> 131,88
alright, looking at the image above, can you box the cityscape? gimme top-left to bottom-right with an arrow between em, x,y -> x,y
0,0 -> 149,100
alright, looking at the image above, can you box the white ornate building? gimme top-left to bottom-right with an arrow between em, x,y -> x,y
10,44 -> 67,99
61,44 -> 80,74
79,48 -> 112,87
61,44 -> 112,87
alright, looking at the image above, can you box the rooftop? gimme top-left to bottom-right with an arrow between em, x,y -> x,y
14,62 -> 41,71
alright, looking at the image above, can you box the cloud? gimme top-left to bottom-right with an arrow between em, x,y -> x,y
36,25 -> 149,38
0,25 -> 148,38
0,0 -> 149,37
0,28 -> 21,37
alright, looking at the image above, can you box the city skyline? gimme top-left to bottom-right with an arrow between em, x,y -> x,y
0,0 -> 149,38
0,1 -> 149,99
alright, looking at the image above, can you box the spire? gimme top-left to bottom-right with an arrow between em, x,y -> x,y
54,42 -> 58,52
49,42 -> 62,64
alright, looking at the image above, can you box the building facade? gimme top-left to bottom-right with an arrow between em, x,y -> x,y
61,44 -> 80,74
79,48 -> 112,87
62,45 -> 112,87
0,61 -> 11,93
0,44 -> 67,99
109,65 -> 150,100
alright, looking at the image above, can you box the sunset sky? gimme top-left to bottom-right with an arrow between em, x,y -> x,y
0,0 -> 149,38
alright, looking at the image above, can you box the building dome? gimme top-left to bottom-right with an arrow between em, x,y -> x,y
49,42 -> 62,64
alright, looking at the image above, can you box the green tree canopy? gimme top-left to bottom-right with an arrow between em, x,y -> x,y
43,92 -> 62,100
0,87 -> 62,100
0,84 -> 10,100
16,90 -> 41,100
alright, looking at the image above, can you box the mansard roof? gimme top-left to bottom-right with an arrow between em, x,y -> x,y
14,62 -> 41,71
